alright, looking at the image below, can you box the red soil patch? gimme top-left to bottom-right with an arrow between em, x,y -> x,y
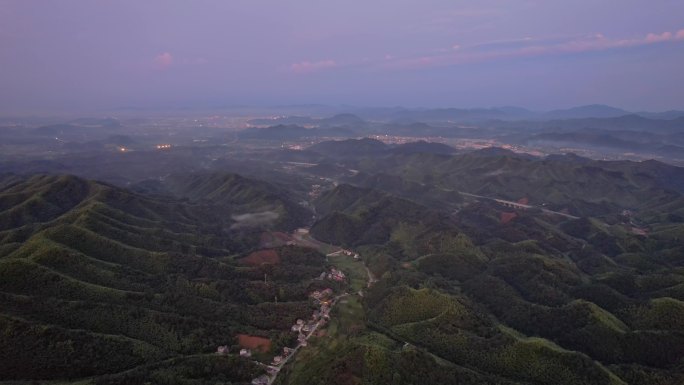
517,197 -> 529,205
500,211 -> 518,224
241,249 -> 280,265
237,334 -> 272,353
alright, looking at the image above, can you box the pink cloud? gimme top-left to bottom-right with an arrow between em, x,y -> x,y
290,59 -> 336,74
382,28 -> 684,70
154,52 -> 173,70
284,28 -> 684,73
646,31 -> 673,43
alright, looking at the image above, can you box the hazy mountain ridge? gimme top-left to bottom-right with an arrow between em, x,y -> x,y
309,142 -> 684,217
245,104 -> 684,125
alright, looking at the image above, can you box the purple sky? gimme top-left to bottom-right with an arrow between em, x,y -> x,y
1,0 -> 683,113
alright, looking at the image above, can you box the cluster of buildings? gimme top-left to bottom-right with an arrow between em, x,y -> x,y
250,288 -> 339,385
327,248 -> 360,260
327,267 -> 346,282
269,346 -> 295,367
292,288 -> 335,336
341,249 -> 360,259
309,288 -> 334,301
316,267 -> 346,282
242,266 -> 346,385
216,345 -> 253,358
215,346 -> 253,358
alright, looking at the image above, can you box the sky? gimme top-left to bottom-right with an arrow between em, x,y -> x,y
1,0 -> 683,113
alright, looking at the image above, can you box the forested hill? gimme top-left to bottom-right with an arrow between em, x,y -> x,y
133,172 -> 311,230
0,173 -> 320,384
341,149 -> 684,218
297,175 -> 684,385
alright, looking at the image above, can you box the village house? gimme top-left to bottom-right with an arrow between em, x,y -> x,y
216,345 -> 229,355
272,355 -> 283,365
283,347 -> 293,356
340,249 -> 361,259
328,268 -> 346,282
240,348 -> 252,358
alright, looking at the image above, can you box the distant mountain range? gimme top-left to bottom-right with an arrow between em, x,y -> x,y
307,138 -> 457,159
383,104 -> 684,123
244,104 -> 684,124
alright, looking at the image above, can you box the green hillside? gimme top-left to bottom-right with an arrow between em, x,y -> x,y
3,148 -> 684,385
0,173 -> 319,384
292,177 -> 684,385
160,172 -> 310,230
310,184 -> 457,250
351,152 -> 682,217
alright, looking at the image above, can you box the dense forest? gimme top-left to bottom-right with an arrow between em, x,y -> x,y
289,143 -> 684,385
0,173 -> 325,384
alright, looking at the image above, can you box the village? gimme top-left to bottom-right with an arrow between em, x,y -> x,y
216,247 -> 360,385
249,274 -> 345,385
